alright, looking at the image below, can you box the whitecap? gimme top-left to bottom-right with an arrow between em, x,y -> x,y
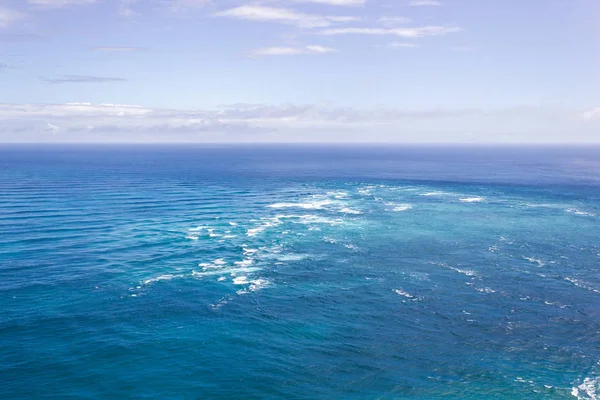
392,204 -> 412,212
393,289 -> 414,298
338,207 -> 363,215
459,197 -> 484,203
567,208 -> 596,217
233,276 -> 249,285
234,259 -> 254,267
523,256 -> 545,267
572,376 -> 599,399
565,277 -> 600,294
188,226 -> 209,232
420,191 -> 447,197
142,274 -> 183,285
476,287 -> 496,293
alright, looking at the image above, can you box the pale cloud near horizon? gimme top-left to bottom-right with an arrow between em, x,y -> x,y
295,0 -> 367,6
0,7 -> 24,29
319,26 -> 460,37
247,44 -> 336,56
27,0 -> 97,7
582,107 -> 600,121
90,46 -> 144,52
0,102 -> 597,143
216,5 -> 358,28
41,75 -> 128,84
409,0 -> 442,6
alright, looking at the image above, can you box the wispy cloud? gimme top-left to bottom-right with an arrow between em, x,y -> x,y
319,26 -> 461,37
383,42 -> 419,48
118,0 -> 139,17
42,75 -> 128,84
409,0 -> 442,6
0,7 -> 25,29
248,45 -> 336,57
0,33 -> 43,42
216,5 -> 357,28
90,46 -> 144,52
582,107 -> 600,121
27,0 -> 97,7
448,46 -> 476,52
0,102 -> 594,143
295,0 -> 366,6
378,16 -> 412,27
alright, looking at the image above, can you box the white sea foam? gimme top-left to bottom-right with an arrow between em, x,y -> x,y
476,287 -> 496,293
217,276 -> 226,282
188,226 -> 209,232
233,276 -> 249,285
567,208 -> 596,217
243,248 -> 258,255
393,289 -> 414,298
192,266 -> 261,278
392,204 -> 412,212
433,262 -> 476,276
236,278 -> 271,295
234,259 -> 254,267
420,191 -> 447,197
523,256 -> 545,267
247,217 -> 282,237
185,234 -> 199,241
323,237 -> 337,244
572,376 -> 600,399
339,207 -> 363,215
344,244 -> 358,251
328,191 -> 349,199
229,222 -> 238,226
268,200 -> 334,210
459,197 -> 484,203
565,277 -> 600,294
142,274 -> 183,285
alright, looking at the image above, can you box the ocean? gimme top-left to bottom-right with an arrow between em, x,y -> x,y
1,144 -> 599,399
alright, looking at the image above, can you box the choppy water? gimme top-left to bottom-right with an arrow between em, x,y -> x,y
1,145 -> 600,399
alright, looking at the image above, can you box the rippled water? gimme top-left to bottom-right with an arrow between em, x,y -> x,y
1,145 -> 600,399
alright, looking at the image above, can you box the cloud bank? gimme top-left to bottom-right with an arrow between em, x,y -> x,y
0,102 -> 597,143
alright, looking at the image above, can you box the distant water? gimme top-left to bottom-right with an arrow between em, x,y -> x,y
1,145 -> 600,399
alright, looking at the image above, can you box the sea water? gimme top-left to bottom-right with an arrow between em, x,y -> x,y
1,145 -> 599,399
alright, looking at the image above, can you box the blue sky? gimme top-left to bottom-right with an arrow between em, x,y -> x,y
0,0 -> 599,142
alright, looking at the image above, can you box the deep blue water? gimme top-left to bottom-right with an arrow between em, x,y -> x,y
1,145 -> 600,399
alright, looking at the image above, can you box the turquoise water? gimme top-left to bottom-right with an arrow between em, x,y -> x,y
1,145 -> 600,399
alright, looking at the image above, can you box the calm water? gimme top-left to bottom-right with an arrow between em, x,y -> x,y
1,145 -> 600,399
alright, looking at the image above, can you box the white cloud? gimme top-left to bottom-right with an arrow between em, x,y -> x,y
409,0 -> 442,6
27,0 -> 97,7
42,75 -> 128,83
378,16 -> 412,27
248,45 -> 336,57
582,107 -> 600,120
295,0 -> 366,6
90,46 -> 144,52
0,7 -> 24,29
320,25 -> 461,37
215,5 -> 357,28
0,102 -> 594,143
384,42 -> 419,48
169,0 -> 211,11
